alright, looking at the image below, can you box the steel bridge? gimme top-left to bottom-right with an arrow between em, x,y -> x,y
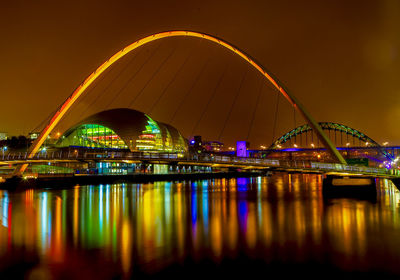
269,122 -> 393,160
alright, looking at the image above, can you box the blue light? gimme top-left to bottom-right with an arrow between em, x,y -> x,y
191,192 -> 197,224
202,191 -> 209,231
237,178 -> 248,191
238,201 -> 248,231
2,192 -> 9,228
281,148 -> 300,152
190,140 -> 195,145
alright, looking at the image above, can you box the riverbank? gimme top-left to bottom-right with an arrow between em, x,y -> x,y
0,171 -> 270,190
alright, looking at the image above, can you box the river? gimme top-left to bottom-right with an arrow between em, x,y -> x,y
0,173 -> 399,279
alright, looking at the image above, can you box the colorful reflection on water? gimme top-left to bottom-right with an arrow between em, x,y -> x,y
0,173 -> 400,278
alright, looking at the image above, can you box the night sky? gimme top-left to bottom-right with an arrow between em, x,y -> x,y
0,0 -> 399,147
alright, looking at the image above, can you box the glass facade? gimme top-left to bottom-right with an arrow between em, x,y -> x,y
136,115 -> 164,151
56,114 -> 187,153
135,115 -> 187,153
57,124 -> 128,149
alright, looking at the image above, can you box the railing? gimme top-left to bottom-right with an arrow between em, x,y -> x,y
0,150 -> 398,177
310,162 -> 399,176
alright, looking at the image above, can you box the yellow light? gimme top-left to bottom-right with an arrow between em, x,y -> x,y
20,30 -> 324,174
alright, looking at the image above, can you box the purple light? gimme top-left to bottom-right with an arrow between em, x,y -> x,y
236,141 -> 249,157
190,140 -> 195,145
281,148 -> 300,152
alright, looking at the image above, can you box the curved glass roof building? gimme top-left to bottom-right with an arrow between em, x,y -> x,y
56,108 -> 188,153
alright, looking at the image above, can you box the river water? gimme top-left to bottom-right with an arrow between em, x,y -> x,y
0,173 -> 399,279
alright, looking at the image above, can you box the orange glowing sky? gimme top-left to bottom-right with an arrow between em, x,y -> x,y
0,0 -> 399,146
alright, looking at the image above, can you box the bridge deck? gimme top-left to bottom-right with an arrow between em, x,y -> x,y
0,152 -> 398,179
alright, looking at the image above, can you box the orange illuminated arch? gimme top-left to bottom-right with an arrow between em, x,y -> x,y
18,30 -> 345,174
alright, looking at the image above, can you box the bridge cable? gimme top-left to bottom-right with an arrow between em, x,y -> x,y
80,41 -> 162,115
169,53 -> 214,124
30,109 -> 58,134
217,69 -> 249,142
101,41 -> 163,110
271,90 -> 281,145
190,61 -> 231,137
30,61 -> 112,134
100,48 -> 145,109
246,80 -> 264,141
128,42 -> 179,108
148,39 -> 201,114
58,44 -> 147,130
58,71 -> 111,129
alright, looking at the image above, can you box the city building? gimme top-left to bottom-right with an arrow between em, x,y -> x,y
55,108 -> 188,154
204,140 -> 224,152
189,135 -> 203,154
0,132 -> 7,141
236,141 -> 249,157
28,132 -> 40,144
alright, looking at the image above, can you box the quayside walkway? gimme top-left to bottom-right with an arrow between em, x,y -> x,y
1,151 -> 399,180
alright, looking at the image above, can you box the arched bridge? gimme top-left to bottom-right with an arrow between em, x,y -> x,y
270,122 -> 393,160
16,30 -> 348,176
271,122 -> 380,149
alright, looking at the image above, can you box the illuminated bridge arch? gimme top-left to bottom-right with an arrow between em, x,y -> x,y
270,122 -> 380,149
19,30 -> 347,174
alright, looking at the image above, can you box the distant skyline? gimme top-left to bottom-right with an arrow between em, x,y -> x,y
0,0 -> 399,146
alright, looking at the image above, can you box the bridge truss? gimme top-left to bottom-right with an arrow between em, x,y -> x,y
270,122 -> 393,160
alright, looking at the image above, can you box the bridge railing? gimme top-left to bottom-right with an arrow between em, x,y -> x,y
1,150 -> 398,176
310,162 -> 399,176
0,151 -> 184,161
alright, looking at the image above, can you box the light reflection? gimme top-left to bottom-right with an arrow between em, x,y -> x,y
0,175 -> 398,277
53,196 -> 63,262
1,191 -> 9,228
